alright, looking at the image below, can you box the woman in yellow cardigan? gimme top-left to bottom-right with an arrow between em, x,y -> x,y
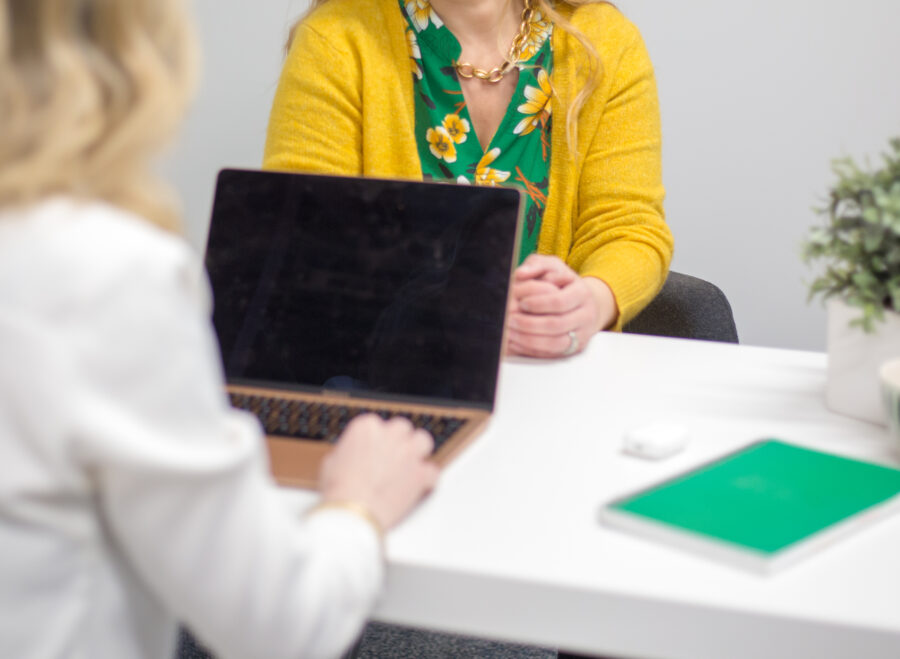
264,0 -> 673,360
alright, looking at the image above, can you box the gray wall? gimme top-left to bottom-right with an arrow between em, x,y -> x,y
163,0 -> 900,351
161,0 -> 308,246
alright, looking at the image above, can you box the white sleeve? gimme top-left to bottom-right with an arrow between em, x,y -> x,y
68,237 -> 383,659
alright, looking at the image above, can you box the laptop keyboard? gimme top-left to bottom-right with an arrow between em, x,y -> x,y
228,392 -> 466,452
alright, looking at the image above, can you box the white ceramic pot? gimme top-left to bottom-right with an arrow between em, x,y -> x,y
826,298 -> 900,424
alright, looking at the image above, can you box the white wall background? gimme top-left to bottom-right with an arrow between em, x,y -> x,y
163,0 -> 900,351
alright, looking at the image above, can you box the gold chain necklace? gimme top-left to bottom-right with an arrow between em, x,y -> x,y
453,0 -> 535,84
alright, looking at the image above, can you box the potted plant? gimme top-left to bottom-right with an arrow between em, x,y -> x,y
804,137 -> 900,423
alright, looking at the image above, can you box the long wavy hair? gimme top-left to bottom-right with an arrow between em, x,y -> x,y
0,0 -> 198,232
289,0 -> 607,150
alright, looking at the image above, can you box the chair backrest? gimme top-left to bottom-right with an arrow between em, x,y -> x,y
623,271 -> 739,343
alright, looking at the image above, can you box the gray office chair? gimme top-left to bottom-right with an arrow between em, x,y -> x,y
177,631 -> 211,659
623,271 -> 739,343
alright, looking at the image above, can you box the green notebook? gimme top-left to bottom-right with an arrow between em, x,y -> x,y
599,439 -> 900,574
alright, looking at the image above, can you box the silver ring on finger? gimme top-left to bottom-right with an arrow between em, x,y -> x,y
562,330 -> 579,356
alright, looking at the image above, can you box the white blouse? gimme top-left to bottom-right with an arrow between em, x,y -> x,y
0,199 -> 383,659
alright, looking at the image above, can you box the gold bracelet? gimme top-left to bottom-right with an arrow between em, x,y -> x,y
307,500 -> 385,546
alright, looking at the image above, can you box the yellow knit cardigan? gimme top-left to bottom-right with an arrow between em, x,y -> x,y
263,0 -> 673,329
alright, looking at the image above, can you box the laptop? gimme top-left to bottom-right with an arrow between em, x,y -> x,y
205,169 -> 523,488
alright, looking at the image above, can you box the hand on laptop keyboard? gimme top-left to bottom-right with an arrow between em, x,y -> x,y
228,392 -> 467,453
317,415 -> 440,531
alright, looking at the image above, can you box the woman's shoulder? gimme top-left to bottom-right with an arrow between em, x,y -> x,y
45,199 -> 190,271
0,199 -> 198,309
297,0 -> 398,47
563,2 -> 643,51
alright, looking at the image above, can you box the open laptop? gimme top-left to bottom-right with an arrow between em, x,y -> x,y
205,169 -> 523,488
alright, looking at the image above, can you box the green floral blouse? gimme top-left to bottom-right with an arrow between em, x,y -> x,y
400,0 -> 554,264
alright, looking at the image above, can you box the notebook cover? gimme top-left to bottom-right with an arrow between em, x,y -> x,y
601,439 -> 900,571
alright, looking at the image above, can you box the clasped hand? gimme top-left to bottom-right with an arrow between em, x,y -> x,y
506,254 -> 618,359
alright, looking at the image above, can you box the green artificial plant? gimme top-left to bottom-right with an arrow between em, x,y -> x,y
804,137 -> 900,332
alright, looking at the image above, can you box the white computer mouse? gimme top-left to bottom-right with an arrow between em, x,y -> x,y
623,423 -> 690,460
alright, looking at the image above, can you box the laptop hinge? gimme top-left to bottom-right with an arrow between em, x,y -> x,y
320,389 -> 354,399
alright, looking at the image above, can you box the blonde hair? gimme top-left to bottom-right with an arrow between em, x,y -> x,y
533,0 -> 605,150
289,0 -> 607,151
0,0 -> 199,232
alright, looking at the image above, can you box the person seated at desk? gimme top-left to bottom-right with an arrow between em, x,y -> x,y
263,0 -> 674,360
0,2 -> 438,658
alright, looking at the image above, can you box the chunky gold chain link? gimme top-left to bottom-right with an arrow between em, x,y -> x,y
454,0 -> 535,84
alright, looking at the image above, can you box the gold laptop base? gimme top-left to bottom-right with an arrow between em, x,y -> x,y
228,384 -> 489,490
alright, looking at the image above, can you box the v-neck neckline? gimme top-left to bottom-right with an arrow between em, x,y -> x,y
459,73 -> 525,155
405,0 -> 549,155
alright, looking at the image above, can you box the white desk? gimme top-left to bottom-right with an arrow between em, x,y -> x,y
284,333 -> 900,659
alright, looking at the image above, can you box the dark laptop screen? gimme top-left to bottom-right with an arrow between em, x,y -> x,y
205,169 -> 522,408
